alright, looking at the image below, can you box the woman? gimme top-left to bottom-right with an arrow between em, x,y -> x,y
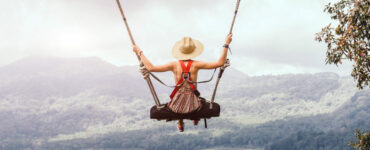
133,34 -> 232,132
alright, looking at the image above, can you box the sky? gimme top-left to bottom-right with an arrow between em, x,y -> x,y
0,0 -> 353,76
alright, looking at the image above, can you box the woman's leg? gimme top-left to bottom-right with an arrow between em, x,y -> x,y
193,118 -> 200,125
177,119 -> 184,132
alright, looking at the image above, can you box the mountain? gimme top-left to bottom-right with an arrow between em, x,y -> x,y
0,56 -> 249,100
0,56 -> 146,99
0,56 -> 367,150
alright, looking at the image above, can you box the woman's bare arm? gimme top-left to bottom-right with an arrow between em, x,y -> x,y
195,34 -> 232,69
133,45 -> 175,72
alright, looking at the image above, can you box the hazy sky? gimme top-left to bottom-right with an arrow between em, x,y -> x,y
0,0 -> 353,76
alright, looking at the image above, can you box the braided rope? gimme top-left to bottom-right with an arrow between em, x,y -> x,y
210,0 -> 241,110
229,0 -> 241,34
116,0 -> 162,108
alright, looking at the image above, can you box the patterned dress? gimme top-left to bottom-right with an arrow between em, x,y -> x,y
168,83 -> 202,114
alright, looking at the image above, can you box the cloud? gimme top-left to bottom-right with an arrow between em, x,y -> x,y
0,0 -> 352,76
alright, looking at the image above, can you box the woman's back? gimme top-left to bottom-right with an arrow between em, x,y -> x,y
172,60 -> 200,84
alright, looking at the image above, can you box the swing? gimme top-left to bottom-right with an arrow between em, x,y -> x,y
115,0 -> 241,128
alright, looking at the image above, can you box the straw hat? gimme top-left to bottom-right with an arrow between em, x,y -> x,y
172,37 -> 204,60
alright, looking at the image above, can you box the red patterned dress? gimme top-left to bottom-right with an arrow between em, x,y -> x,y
168,83 -> 202,114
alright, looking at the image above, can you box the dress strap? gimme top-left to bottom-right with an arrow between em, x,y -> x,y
169,60 -> 196,99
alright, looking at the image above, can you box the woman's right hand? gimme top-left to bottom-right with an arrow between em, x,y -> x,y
225,34 -> 233,45
132,45 -> 142,54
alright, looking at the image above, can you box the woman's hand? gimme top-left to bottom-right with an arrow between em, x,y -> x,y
225,34 -> 233,45
132,45 -> 142,55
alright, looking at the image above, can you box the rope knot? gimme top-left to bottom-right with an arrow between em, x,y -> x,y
221,59 -> 230,70
139,62 -> 150,79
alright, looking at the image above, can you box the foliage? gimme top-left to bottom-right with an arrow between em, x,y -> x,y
0,57 -> 368,150
34,116 -> 369,150
316,0 -> 370,89
350,129 -> 370,150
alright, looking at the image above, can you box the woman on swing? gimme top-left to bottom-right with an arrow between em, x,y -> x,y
133,34 -> 232,132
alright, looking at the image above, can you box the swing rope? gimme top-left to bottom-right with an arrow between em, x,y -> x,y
115,0 -> 163,109
210,0 -> 240,109
115,0 -> 241,110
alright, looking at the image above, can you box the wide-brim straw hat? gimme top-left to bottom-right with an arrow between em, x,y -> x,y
172,37 -> 204,60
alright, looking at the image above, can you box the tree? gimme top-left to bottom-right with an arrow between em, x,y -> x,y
350,129 -> 370,150
316,0 -> 369,89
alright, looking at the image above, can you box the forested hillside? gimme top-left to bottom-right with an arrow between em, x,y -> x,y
0,57 -> 368,150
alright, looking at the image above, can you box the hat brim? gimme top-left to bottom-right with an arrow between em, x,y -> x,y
172,39 -> 204,60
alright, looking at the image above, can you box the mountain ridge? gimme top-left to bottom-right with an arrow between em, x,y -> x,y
0,56 -> 366,150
